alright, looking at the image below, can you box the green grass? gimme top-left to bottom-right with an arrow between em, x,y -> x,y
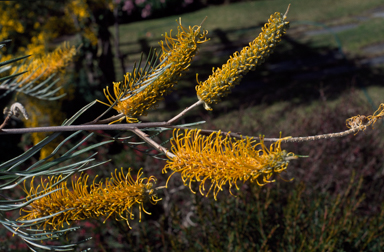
111,0 -> 384,42
110,0 -> 384,79
298,17 -> 384,55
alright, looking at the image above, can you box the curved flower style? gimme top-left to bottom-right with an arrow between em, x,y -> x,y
163,129 -> 296,200
19,169 -> 161,230
195,8 -> 290,110
102,18 -> 209,123
346,103 -> 384,133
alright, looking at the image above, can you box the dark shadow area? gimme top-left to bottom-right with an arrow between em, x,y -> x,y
116,1 -> 206,24
0,90 -> 26,162
114,0 -> 274,25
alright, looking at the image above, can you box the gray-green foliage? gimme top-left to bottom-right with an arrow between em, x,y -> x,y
0,45 -> 112,250
0,102 -> 113,251
0,41 -> 67,101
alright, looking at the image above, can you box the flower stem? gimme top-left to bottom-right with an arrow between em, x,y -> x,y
167,100 -> 203,124
131,127 -> 175,158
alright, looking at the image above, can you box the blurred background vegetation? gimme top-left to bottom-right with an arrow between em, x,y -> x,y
1,0 -> 384,250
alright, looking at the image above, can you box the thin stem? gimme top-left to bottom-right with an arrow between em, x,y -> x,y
0,122 -> 168,134
199,16 -> 208,27
167,100 -> 203,124
130,128 -> 175,158
83,113 -> 125,125
0,120 -> 362,142
0,99 -> 203,134
0,115 -> 11,130
168,125 -> 362,142
284,4 -> 291,19
265,128 -> 360,142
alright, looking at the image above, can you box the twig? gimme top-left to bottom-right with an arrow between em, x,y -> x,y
168,125 -> 363,143
130,128 -> 175,158
167,100 -> 203,124
0,99 -> 378,146
0,114 -> 362,143
0,113 -> 12,130
83,113 -> 125,125
264,128 -> 360,142
0,122 -> 168,134
0,99 -> 204,134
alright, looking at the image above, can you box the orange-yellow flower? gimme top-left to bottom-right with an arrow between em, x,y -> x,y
196,8 -> 289,110
19,169 -> 160,230
101,18 -> 209,123
16,41 -> 77,83
64,0 -> 90,21
163,129 -> 296,200
346,103 -> 384,132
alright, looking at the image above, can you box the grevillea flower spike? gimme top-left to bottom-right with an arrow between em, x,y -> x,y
100,18 -> 209,123
17,42 -> 77,83
346,103 -> 384,133
196,5 -> 290,110
163,129 -> 297,200
19,169 -> 161,230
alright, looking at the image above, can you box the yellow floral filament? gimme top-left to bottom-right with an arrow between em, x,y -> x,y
346,103 -> 384,133
163,129 -> 296,200
16,42 -> 77,83
101,18 -> 209,123
195,8 -> 289,110
18,169 -> 161,230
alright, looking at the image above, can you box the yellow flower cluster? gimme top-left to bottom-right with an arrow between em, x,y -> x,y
18,42 -> 77,159
0,2 -> 24,41
64,0 -> 90,21
163,129 -> 296,199
83,27 -> 98,46
25,32 -> 50,58
102,19 -> 209,123
16,42 -> 77,83
195,9 -> 289,110
19,169 -> 160,230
